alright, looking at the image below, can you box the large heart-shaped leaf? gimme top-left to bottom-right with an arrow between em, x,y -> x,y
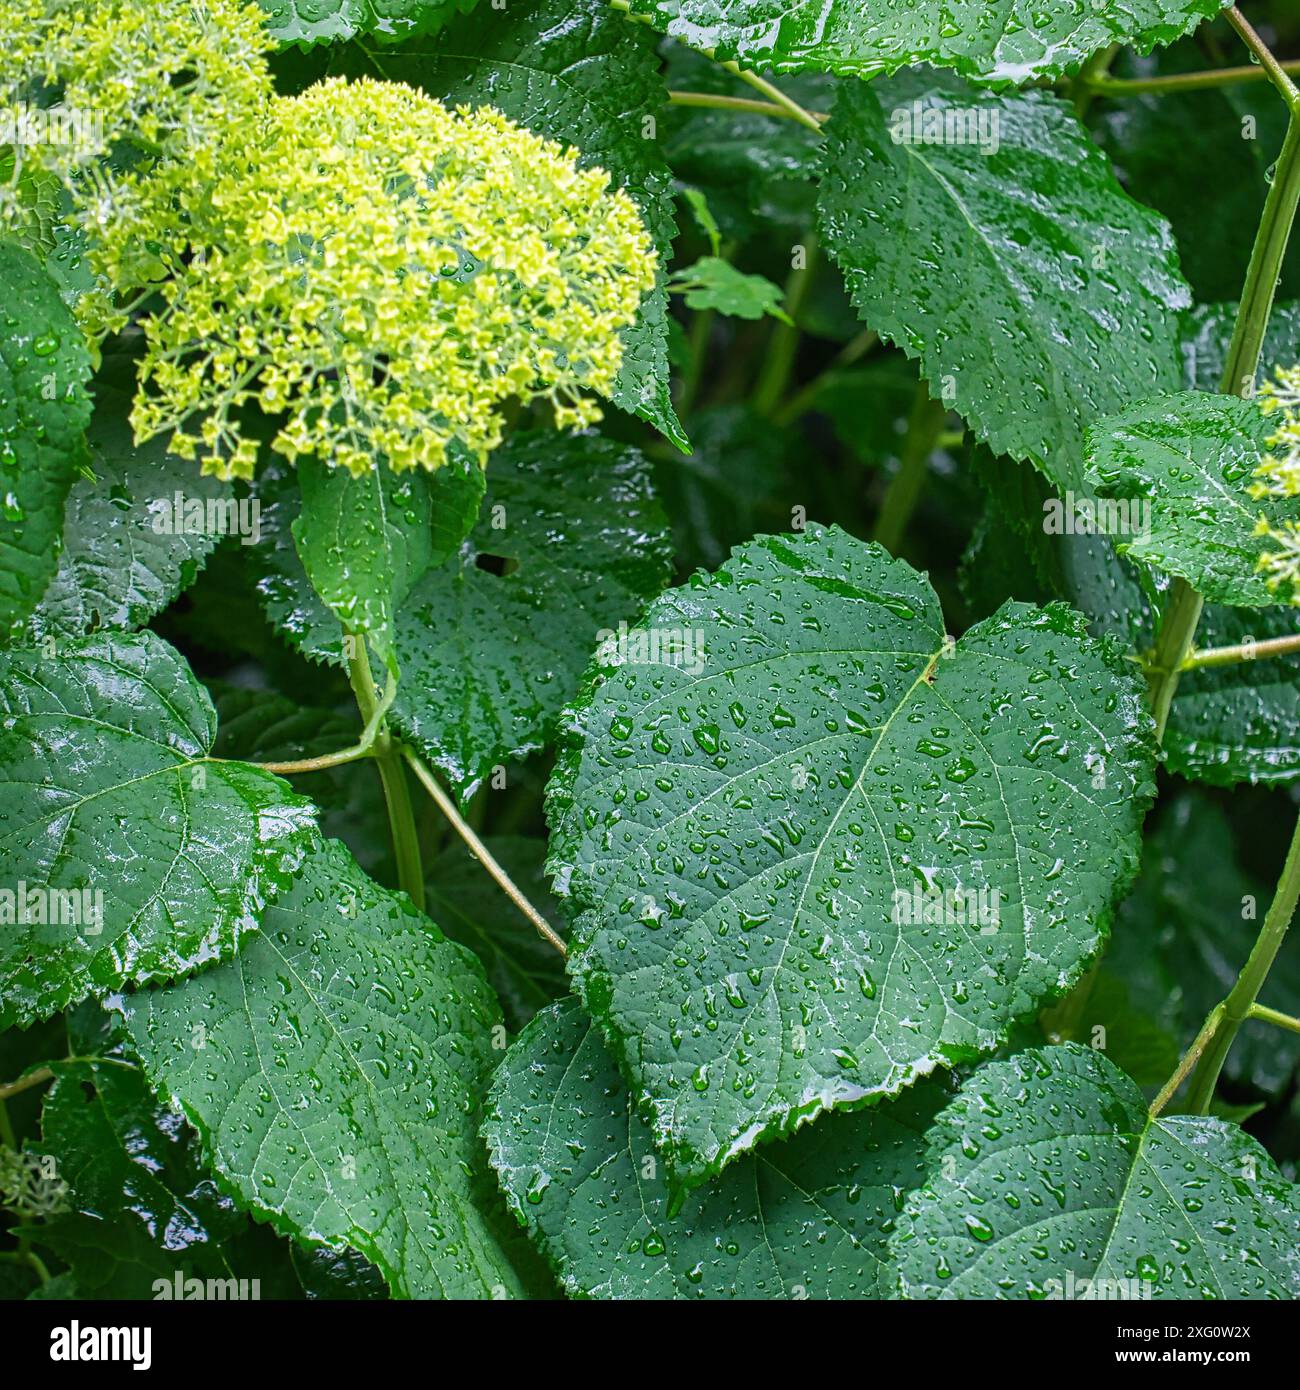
119,837 -> 524,1300
0,241 -> 93,640
547,524 -> 1156,1184
350,0 -> 687,452
485,998 -> 947,1298
0,631 -> 317,1028
258,431 -> 672,800
817,74 -> 1189,490
891,1044 -> 1300,1299
1084,391 -> 1279,607
620,0 -> 1228,86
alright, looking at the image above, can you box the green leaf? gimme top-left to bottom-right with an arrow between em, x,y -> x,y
28,1054 -> 264,1298
1108,791 -> 1300,1093
353,0 -> 688,452
547,524 -> 1156,1184
424,836 -> 567,1032
292,455 -> 483,671
0,631 -> 318,1028
620,0 -> 1228,85
27,375 -> 233,641
1084,391 -> 1280,607
817,74 -> 1189,490
0,241 -> 93,640
119,837 -> 525,1300
259,431 -> 673,800
891,1043 -> 1300,1299
485,998 -> 948,1298
257,0 -> 479,46
669,256 -> 792,323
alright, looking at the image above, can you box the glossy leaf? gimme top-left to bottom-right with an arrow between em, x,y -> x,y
0,241 -> 92,640
485,998 -> 948,1298
0,631 -> 317,1028
119,837 -> 524,1300
621,0 -> 1228,85
257,0 -> 479,46
259,431 -> 673,800
891,1044 -> 1300,1299
818,74 -> 1189,490
292,454 -> 482,671
27,376 -> 232,641
354,0 -> 688,451
547,525 -> 1156,1184
29,1055 -> 263,1298
1084,391 -> 1280,607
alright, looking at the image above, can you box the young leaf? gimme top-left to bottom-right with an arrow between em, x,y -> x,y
291,454 -> 483,672
0,241 -> 92,640
259,431 -> 673,800
119,836 -> 525,1300
547,525 -> 1156,1184
27,375 -> 233,641
619,0 -> 1228,86
0,631 -> 318,1028
669,257 -> 792,324
1109,791 -> 1300,1094
890,1044 -> 1300,1299
1084,391 -> 1280,608
352,0 -> 688,452
424,836 -> 567,1032
28,1054 -> 265,1298
817,74 -> 1189,490
485,998 -> 948,1298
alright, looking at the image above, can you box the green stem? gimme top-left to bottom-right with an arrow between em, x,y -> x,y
873,386 -> 946,553
1180,630 -> 1300,670
608,0 -> 824,132
1224,6 -> 1300,110
1146,104 -> 1300,737
752,239 -> 817,416
345,641 -> 424,912
677,307 -> 715,417
401,747 -> 567,958
1248,1002 -> 1300,1034
1086,58 -> 1300,100
667,89 -> 825,124
0,1068 -> 53,1104
771,329 -> 878,427
254,673 -> 394,775
1185,811 -> 1300,1114
1149,1003 -> 1225,1119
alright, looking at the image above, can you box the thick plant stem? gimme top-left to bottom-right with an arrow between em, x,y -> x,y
1147,108 -> 1300,736
667,90 -> 825,125
346,641 -> 425,912
1249,1002 -> 1300,1034
1224,6 -> 1300,110
0,1067 -> 53,1103
873,386 -> 946,553
1149,1004 -> 1225,1119
401,748 -> 567,959
1184,811 -> 1300,1114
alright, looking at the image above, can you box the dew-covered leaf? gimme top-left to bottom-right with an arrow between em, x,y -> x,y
1084,391 -> 1280,607
891,1043 -> 1300,1299
619,0 -> 1228,85
119,837 -> 525,1300
0,631 -> 318,1028
485,998 -> 948,1298
259,432 -> 673,800
257,0 -> 479,46
27,375 -> 233,642
817,74 -> 1189,490
0,241 -> 92,640
547,524 -> 1156,1184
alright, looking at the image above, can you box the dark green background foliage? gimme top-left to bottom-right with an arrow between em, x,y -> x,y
2,0 -> 1300,1304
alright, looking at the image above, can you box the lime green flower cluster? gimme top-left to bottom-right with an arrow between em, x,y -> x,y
0,0 -> 273,286
129,77 -> 656,479
1251,365 -> 1300,603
